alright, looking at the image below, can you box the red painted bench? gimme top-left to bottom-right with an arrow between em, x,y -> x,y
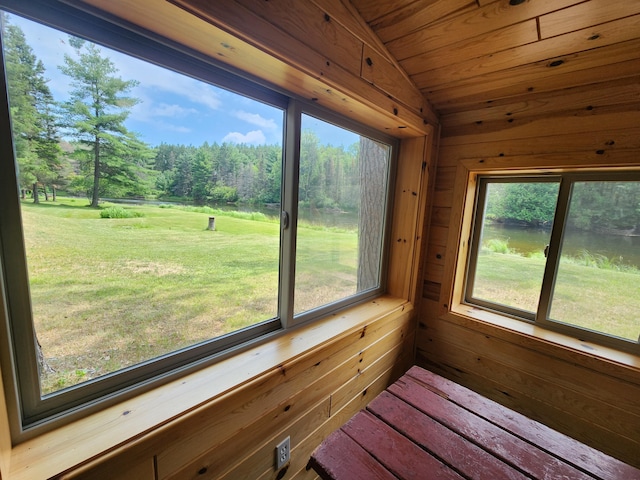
308,366 -> 640,480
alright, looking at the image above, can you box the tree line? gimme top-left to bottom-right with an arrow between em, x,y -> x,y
2,15 -> 362,211
486,182 -> 640,233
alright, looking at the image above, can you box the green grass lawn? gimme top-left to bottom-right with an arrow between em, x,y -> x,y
474,251 -> 639,342
20,198 -> 358,393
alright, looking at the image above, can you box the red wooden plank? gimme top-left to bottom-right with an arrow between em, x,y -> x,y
388,375 -> 594,480
367,391 -> 529,480
309,428 -> 397,480
342,410 -> 465,480
405,366 -> 640,480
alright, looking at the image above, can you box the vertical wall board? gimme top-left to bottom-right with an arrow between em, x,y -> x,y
387,134 -> 432,302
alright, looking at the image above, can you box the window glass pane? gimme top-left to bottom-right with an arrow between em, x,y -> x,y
549,181 -> 640,341
3,13 -> 283,394
294,115 -> 389,315
471,181 -> 559,313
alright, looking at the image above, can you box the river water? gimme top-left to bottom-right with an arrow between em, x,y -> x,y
482,224 -> 640,268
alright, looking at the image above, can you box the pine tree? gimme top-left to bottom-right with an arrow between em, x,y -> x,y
59,37 -> 142,207
2,14 -> 62,202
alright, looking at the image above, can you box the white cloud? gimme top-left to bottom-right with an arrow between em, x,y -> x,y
222,130 -> 266,144
233,111 -> 278,130
152,103 -> 199,118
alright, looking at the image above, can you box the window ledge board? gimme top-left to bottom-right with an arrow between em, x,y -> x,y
8,295 -> 412,480
445,305 -> 640,384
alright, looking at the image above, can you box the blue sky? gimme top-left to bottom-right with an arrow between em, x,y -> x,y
8,12 -> 359,149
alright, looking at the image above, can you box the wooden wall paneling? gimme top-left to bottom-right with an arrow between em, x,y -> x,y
360,45 -> 429,114
372,0 -> 476,44
57,456 -> 155,480
416,318 -> 640,465
539,0 -> 640,40
327,329 -> 415,417
248,332 -> 413,480
444,102 -> 640,140
311,0 -> 438,123
387,135 -> 431,301
270,367 -> 399,480
385,0 -> 585,62
441,110 -> 640,145
423,318 -> 640,420
169,0 -> 434,134
460,150 -> 640,172
401,20 -> 539,77
347,0 -> 417,25
441,76 -> 640,127
415,14 -> 640,91
154,306 -> 412,479
427,40 -> 640,111
234,0 -> 363,76
438,127 -> 640,159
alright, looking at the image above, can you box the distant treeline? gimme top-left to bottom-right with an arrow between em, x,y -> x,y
486,182 -> 640,233
2,14 -> 361,211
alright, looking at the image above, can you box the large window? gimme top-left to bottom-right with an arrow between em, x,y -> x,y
466,173 -> 640,353
0,2 -> 394,433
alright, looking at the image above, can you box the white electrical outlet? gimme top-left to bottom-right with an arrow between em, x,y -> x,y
275,436 -> 290,469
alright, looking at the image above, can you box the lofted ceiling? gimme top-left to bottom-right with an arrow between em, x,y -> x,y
349,0 -> 640,124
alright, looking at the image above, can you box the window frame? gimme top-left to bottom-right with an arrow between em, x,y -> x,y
463,171 -> 640,355
0,0 -> 397,438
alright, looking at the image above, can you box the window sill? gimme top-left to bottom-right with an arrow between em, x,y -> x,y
445,304 -> 640,382
8,295 -> 412,480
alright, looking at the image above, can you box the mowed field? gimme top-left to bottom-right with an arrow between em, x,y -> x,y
20,198 -> 357,393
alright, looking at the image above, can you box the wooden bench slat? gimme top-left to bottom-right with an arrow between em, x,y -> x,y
308,428 -> 397,480
405,366 -> 639,480
388,374 -> 594,480
367,391 -> 529,480
342,410 -> 465,480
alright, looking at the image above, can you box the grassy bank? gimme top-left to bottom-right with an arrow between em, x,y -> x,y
474,249 -> 639,342
20,198 -> 357,393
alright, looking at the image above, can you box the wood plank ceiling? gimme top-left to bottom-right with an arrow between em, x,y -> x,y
349,0 -> 640,127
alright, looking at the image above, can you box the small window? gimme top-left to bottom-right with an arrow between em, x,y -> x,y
466,173 -> 640,353
0,3 -> 395,433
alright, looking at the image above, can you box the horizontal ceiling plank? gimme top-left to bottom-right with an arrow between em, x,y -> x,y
540,0 -> 640,39
386,0 -> 584,61
361,45 -> 433,117
441,77 -> 640,127
372,0 -> 475,43
426,39 -> 640,112
414,14 -> 640,90
348,0 -> 416,24
401,20 -> 538,77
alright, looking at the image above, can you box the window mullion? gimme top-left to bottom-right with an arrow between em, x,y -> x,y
278,99 -> 301,329
537,176 -> 572,324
